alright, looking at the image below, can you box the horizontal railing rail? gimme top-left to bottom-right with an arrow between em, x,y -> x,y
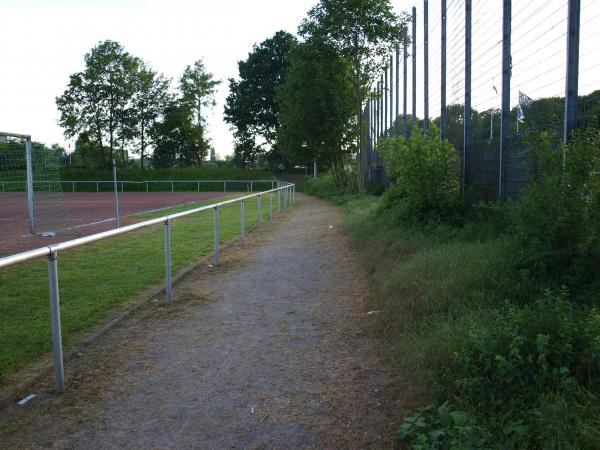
0,179 -> 277,193
0,181 -> 296,394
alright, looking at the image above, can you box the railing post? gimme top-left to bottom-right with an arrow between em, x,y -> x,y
241,199 -> 245,245
284,187 -> 287,209
171,181 -> 174,192
197,181 -> 200,192
47,251 -> 65,393
269,191 -> 273,223
146,181 -> 149,192
224,181 -> 226,192
164,219 -> 172,303
72,181 -> 75,192
213,206 -> 219,265
250,181 -> 253,192
258,194 -> 262,232
277,188 -> 281,212
96,181 -> 99,192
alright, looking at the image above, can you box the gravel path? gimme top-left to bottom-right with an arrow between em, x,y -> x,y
0,194 -> 396,449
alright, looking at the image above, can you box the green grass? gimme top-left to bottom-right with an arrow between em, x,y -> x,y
0,192 -> 282,386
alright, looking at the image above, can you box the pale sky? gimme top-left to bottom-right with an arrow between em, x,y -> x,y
2,0 -> 597,157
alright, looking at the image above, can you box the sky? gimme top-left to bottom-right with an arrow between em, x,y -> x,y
2,0 -> 597,157
0,0 -> 334,157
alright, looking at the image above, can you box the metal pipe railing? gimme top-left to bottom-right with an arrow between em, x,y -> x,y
0,182 -> 295,393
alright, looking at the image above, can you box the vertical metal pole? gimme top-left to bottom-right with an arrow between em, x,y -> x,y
412,6 -> 417,128
403,30 -> 408,137
376,82 -> 380,138
284,187 -> 287,209
224,181 -> 226,192
269,191 -> 273,223
389,55 -> 394,131
258,194 -> 262,232
47,251 -> 65,393
241,200 -> 245,245
277,188 -> 281,212
464,0 -> 472,192
395,42 -> 400,131
112,159 -> 120,228
441,0 -> 447,139
384,60 -> 389,134
146,181 -> 149,192
213,206 -> 219,265
164,219 -> 172,303
72,181 -> 75,192
96,181 -> 99,192
499,0 -> 512,200
121,181 -> 124,192
25,137 -> 35,234
171,181 -> 174,192
313,158 -> 317,177
424,0 -> 430,131
250,181 -> 253,192
380,76 -> 384,136
564,0 -> 581,145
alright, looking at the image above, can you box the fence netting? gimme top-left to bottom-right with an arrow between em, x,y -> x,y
365,0 -> 599,201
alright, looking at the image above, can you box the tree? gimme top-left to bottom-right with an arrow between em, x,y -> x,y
151,102 -> 209,167
129,63 -> 172,168
56,40 -> 140,167
276,38 -> 355,189
224,31 -> 296,169
180,59 -> 220,128
299,0 -> 406,191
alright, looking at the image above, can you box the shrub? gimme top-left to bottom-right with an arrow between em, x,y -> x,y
510,130 -> 600,291
448,289 -> 600,433
378,127 -> 463,225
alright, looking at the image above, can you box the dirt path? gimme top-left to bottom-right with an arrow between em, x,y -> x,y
0,194 -> 397,449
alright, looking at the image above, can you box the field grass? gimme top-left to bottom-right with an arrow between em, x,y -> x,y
0,191 -> 285,386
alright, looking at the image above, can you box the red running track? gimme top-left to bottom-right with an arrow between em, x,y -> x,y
0,191 -> 231,257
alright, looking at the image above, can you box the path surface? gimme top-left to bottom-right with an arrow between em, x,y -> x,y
0,194 -> 396,449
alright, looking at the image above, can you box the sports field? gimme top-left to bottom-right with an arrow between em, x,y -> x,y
0,191 -> 232,257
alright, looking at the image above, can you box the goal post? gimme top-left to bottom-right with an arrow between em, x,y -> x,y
0,131 -> 35,234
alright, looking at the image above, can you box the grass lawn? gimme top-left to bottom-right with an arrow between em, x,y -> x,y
0,191 -> 286,386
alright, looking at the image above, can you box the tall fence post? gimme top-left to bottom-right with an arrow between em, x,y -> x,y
384,61 -> 389,134
463,0 -> 472,192
164,219 -> 172,303
499,0 -> 512,200
269,191 -> 273,223
47,251 -> 65,393
258,194 -> 262,232
424,0 -> 429,130
112,159 -> 120,228
395,42 -> 400,132
241,199 -> 245,245
25,137 -> 35,234
564,0 -> 581,145
277,188 -> 281,212
146,181 -> 149,192
213,206 -> 219,265
440,0 -> 447,139
224,181 -> 227,192
284,187 -> 287,209
412,6 -> 417,127
389,55 -> 394,132
380,75 -> 384,136
403,30 -> 408,137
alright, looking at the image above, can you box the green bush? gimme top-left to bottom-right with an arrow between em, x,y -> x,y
510,130 -> 600,291
302,173 -> 358,204
378,127 -> 463,225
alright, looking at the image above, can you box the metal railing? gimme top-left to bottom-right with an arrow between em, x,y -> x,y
0,179 -> 276,193
0,181 -> 296,393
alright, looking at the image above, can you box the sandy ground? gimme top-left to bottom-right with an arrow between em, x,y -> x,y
0,194 -> 397,449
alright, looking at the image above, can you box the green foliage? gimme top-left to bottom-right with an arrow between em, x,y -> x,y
510,130 -> 600,291
379,127 -> 463,224
299,0 -> 408,191
396,403 -> 492,450
179,58 -> 220,127
276,38 -> 355,190
450,290 -> 600,416
224,31 -> 296,169
302,174 -> 358,204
